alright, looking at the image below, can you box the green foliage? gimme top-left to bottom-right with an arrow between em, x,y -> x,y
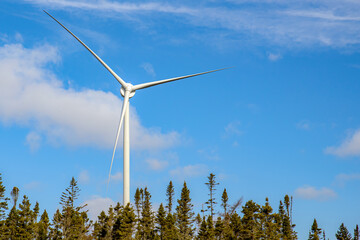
308,219 -> 322,240
156,203 -> 166,238
136,187 -> 155,239
354,224 -> 359,240
176,181 -> 194,240
0,173 -> 8,221
112,203 -> 136,239
241,200 -> 261,239
205,173 -> 219,218
166,181 -> 175,214
10,186 -> 19,208
335,223 -> 352,240
37,210 -> 50,240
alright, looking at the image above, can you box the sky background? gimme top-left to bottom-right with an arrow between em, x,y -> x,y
1,0 -> 360,238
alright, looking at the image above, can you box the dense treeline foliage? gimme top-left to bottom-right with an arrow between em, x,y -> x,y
0,172 -> 358,239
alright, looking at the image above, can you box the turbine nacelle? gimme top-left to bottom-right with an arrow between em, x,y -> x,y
120,84 -> 136,98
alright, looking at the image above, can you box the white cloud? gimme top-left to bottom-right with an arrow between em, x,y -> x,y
27,0 -> 360,48
83,196 -> 115,221
146,158 -> 168,170
141,63 -> 156,77
78,170 -> 90,184
224,121 -> 242,137
295,186 -> 336,201
325,129 -> 360,157
170,164 -> 208,179
111,172 -> 123,182
268,53 -> 282,61
26,131 -> 42,151
296,120 -> 310,130
0,43 -> 180,150
335,173 -> 360,187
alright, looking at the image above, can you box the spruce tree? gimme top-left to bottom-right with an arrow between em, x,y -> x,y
0,173 -> 8,236
354,224 -> 359,240
0,173 -> 8,221
241,200 -> 261,239
37,210 -> 50,240
260,197 -> 279,239
229,211 -> 242,238
308,219 -> 322,240
214,216 -> 224,239
112,203 -> 136,239
4,206 -> 20,239
135,188 -> 142,218
221,188 -> 229,218
166,181 -> 175,214
206,215 -> 215,240
164,212 -> 177,239
136,187 -> 155,239
197,216 -> 208,240
156,203 -> 166,239
205,173 -> 219,218
93,210 -> 110,239
10,186 -> 19,208
335,223 -> 352,240
50,209 -> 63,239
176,181 -> 194,240
18,195 -> 35,238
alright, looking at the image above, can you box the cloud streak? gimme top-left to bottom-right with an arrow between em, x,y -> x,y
325,129 -> 360,157
0,43 -> 180,150
29,0 -> 360,49
295,186 -> 336,201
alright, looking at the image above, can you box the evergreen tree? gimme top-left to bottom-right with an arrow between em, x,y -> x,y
59,177 -> 90,239
156,203 -> 166,239
112,203 -> 136,239
241,200 -> 261,239
205,173 -> 219,218
163,212 -> 177,240
214,216 -> 224,239
197,216 -> 208,240
0,173 -> 8,221
37,210 -> 50,240
354,225 -> 359,240
221,188 -> 229,218
260,197 -> 279,239
50,209 -> 62,239
4,206 -> 20,239
18,195 -> 35,238
137,187 -> 155,239
335,223 -> 352,240
93,210 -> 110,239
229,211 -> 242,239
176,181 -> 194,240
206,215 -> 215,240
135,188 -> 142,219
308,219 -> 322,240
0,173 -> 8,236
166,181 -> 175,214
10,186 -> 19,207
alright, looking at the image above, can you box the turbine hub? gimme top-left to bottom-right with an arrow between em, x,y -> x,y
120,84 -> 136,98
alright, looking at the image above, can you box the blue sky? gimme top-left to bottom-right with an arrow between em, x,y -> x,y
1,0 -> 360,238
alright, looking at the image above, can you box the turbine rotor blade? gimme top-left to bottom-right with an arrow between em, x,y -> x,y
132,67 -> 231,91
107,91 -> 130,193
44,10 -> 127,88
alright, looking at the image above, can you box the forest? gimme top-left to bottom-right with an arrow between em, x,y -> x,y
0,172 -> 358,240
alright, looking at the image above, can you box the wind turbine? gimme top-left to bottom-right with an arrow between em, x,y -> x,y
45,11 -> 228,205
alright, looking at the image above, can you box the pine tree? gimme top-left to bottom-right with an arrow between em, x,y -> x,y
214,216 -> 224,239
59,177 -> 90,239
206,215 -> 215,240
135,188 -> 142,219
93,210 -> 110,239
197,216 -> 208,240
260,197 -> 279,239
4,206 -> 20,238
176,181 -> 194,240
229,211 -> 242,238
37,210 -> 50,240
136,187 -> 155,239
308,219 -> 322,240
205,173 -> 219,218
156,203 -> 166,239
0,173 -> 8,236
335,223 -> 352,240
10,186 -> 19,207
221,188 -> 229,218
166,181 -> 175,214
50,209 -> 62,239
0,173 -> 8,221
354,225 -> 359,240
112,203 -> 136,239
241,200 -> 261,239
163,212 -> 177,240
18,195 -> 35,238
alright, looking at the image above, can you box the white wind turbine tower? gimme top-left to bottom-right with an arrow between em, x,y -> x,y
45,11 -> 228,205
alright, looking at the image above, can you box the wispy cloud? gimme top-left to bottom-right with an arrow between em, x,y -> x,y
28,0 -> 360,49
24,181 -> 41,190
296,120 -> 310,130
324,129 -> 360,157
224,121 -> 242,137
170,164 -> 208,179
268,53 -> 282,61
110,172 -> 123,182
26,131 -> 42,151
141,63 -> 156,77
295,186 -> 336,201
335,173 -> 360,187
146,158 -> 168,171
0,43 -> 180,150
78,170 -> 90,184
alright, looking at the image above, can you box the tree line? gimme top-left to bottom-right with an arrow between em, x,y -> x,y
0,172 -> 358,239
